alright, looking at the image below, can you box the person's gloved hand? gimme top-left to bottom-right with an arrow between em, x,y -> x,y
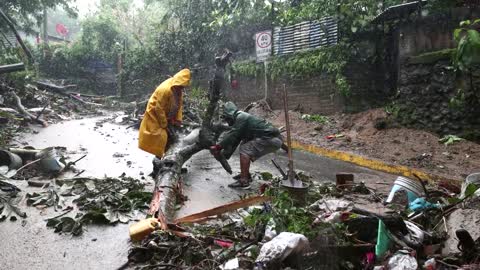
210,144 -> 222,158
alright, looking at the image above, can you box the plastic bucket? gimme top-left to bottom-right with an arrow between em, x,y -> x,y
386,176 -> 424,204
281,181 -> 309,206
0,150 -> 23,169
35,147 -> 65,172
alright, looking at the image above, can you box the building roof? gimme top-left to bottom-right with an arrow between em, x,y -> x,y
372,0 -> 428,24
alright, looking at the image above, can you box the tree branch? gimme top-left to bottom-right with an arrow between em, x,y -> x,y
0,8 -> 34,65
147,50 -> 233,221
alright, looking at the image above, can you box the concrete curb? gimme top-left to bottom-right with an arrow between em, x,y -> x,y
291,140 -> 461,185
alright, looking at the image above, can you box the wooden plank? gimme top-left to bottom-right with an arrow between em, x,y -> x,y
174,195 -> 271,224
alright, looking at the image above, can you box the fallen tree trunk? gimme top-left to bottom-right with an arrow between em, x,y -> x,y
36,81 -> 102,107
148,51 -> 233,221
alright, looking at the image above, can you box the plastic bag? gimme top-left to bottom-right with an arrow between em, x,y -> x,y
255,232 -> 309,268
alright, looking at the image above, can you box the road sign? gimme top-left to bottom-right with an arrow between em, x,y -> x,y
56,23 -> 69,37
255,30 -> 272,63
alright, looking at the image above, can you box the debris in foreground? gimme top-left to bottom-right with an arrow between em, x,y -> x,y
126,171 -> 480,270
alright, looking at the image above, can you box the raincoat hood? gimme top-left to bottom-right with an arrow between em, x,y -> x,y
171,69 -> 191,87
223,101 -> 238,120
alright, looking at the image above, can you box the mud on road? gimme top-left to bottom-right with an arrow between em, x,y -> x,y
250,105 -> 480,181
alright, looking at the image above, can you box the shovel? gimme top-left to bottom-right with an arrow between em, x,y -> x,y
281,84 -> 303,188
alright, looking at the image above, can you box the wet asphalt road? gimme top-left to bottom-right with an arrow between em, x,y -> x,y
0,115 -> 397,270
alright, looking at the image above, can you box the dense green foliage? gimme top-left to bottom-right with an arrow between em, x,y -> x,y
451,19 -> 480,106
6,0 -> 470,97
0,0 -> 77,32
453,19 -> 480,72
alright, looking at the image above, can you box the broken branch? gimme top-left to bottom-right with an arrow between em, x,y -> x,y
9,91 -> 48,127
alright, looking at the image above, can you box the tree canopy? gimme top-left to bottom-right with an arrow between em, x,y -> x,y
0,0 -> 77,31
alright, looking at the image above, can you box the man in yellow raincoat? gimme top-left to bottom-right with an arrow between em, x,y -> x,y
138,69 -> 191,158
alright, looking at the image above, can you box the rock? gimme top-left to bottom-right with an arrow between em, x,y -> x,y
442,209 -> 480,256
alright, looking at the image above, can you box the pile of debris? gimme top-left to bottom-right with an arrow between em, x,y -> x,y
0,78 -> 131,147
125,171 -> 480,270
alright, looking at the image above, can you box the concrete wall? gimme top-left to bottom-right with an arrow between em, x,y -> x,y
391,7 -> 480,140
396,58 -> 480,140
270,75 -> 341,115
396,7 -> 480,63
224,73 -> 345,115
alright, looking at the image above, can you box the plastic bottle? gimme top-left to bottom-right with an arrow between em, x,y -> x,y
129,218 -> 159,242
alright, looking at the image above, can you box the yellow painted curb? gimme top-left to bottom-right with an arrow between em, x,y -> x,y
291,140 -> 461,185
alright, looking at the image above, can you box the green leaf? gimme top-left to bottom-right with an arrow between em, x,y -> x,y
453,29 -> 462,42
464,183 -> 479,198
460,20 -> 471,27
467,29 -> 480,45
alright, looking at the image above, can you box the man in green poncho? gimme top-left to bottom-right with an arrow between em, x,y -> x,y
210,102 -> 283,189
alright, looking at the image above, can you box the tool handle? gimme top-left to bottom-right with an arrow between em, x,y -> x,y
282,84 -> 295,181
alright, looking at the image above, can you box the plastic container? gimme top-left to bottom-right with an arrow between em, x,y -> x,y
466,173 -> 480,186
386,176 -> 424,204
281,181 -> 309,206
0,150 -> 23,169
35,147 -> 65,172
129,218 -> 159,242
460,173 -> 480,198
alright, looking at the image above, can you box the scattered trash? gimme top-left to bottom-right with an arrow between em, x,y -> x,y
129,218 -> 160,242
409,197 -> 440,211
387,250 -> 418,270
460,173 -> 480,199
221,258 -> 239,270
35,147 -> 66,172
375,219 -> 392,258
423,258 -> 437,270
336,173 -> 354,189
309,198 -> 354,213
386,176 -> 424,204
0,150 -> 22,170
403,221 -> 425,247
254,232 -> 309,269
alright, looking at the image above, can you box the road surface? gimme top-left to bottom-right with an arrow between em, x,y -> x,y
0,115 -> 397,270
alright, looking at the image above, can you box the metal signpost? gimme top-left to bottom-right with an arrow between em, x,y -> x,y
255,30 -> 272,101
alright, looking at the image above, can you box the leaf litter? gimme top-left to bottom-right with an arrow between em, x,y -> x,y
26,176 -> 151,235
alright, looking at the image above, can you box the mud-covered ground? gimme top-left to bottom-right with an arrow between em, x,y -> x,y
249,105 -> 480,181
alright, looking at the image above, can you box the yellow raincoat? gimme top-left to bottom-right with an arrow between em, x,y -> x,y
138,69 -> 191,157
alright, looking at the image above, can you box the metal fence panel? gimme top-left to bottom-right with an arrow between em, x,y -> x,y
273,17 -> 338,56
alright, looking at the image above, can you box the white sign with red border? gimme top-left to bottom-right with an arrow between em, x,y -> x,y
255,30 -> 272,62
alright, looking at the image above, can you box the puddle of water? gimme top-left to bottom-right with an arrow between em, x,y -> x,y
16,115 -> 152,178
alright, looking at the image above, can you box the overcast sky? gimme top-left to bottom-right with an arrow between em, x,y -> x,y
74,0 -> 99,18
73,0 -> 144,18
